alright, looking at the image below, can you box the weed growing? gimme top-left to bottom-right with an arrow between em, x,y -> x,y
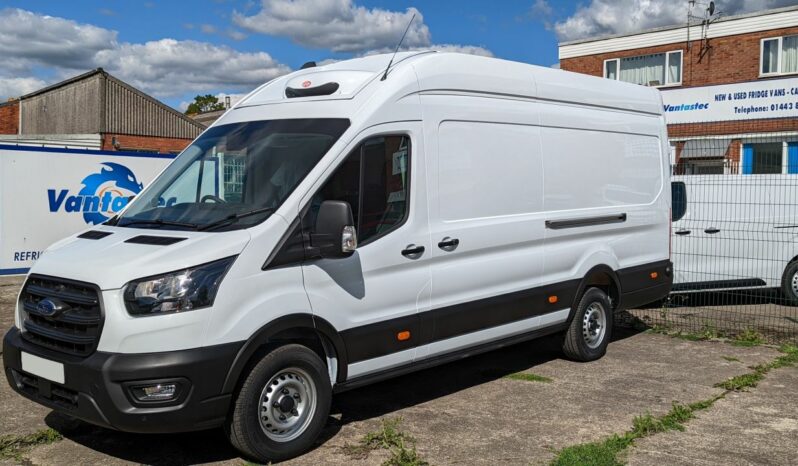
342,418 -> 429,466
505,372 -> 553,383
0,428 -> 62,461
731,329 -> 765,347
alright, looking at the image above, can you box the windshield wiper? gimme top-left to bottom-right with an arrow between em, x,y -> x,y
199,207 -> 275,232
118,219 -> 201,230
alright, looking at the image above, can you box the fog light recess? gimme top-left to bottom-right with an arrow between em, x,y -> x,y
131,383 -> 178,402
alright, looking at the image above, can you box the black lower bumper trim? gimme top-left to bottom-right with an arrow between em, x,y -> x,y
3,327 -> 242,433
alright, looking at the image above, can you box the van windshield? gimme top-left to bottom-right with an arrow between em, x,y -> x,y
114,119 -> 350,231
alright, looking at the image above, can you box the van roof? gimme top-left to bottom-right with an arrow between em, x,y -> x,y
236,51 -> 662,117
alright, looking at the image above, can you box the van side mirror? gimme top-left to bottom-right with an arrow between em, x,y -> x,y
312,200 -> 357,258
672,181 -> 687,222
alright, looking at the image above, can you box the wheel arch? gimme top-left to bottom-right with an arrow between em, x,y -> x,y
221,314 -> 348,394
568,264 -> 621,323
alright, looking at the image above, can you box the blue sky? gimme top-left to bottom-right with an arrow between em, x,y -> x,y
1,0 -> 795,109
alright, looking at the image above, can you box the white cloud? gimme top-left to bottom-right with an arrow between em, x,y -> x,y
0,8 -> 117,73
200,24 -> 217,34
0,8 -> 291,100
233,0 -> 431,53
95,39 -> 290,97
0,77 -> 47,99
554,0 -> 798,41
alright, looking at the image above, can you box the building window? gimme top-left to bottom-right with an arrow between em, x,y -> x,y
742,142 -> 783,174
761,35 -> 798,76
604,50 -> 682,87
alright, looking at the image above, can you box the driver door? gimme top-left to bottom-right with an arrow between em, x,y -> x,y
300,123 -> 432,380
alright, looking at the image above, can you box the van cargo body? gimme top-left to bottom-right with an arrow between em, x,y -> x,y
3,52 -> 672,462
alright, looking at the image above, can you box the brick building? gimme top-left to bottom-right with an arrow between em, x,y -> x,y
0,69 -> 203,154
559,5 -> 798,175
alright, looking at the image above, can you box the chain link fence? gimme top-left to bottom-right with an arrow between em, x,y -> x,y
623,122 -> 798,344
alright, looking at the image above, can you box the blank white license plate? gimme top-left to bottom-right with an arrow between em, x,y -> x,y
21,352 -> 65,384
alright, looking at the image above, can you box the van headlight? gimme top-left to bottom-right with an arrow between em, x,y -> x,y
123,256 -> 236,316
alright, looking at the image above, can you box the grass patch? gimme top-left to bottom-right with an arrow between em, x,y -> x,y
505,372 -> 553,383
731,329 -> 765,347
550,398 -> 719,466
721,356 -> 741,362
715,344 -> 798,391
0,428 -> 62,461
342,418 -> 428,466
551,434 -> 632,466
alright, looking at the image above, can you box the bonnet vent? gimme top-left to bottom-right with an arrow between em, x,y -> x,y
77,231 -> 113,240
125,236 -> 187,246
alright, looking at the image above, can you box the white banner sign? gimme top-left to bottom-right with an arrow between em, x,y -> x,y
0,146 -> 175,274
661,77 -> 798,124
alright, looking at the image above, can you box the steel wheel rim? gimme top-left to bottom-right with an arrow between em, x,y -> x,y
791,271 -> 798,296
582,302 -> 607,349
258,367 -> 317,442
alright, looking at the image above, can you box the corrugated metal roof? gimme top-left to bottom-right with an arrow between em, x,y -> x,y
17,69 -> 204,139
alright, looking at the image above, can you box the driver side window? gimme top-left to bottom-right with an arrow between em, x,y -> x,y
305,135 -> 410,245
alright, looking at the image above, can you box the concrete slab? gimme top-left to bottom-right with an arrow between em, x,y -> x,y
627,364 -> 798,466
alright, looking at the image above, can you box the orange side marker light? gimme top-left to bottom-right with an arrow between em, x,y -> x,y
397,331 -> 411,341
548,295 -> 558,304
650,272 -> 659,279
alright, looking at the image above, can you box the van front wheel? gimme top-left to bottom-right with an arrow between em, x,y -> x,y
562,287 -> 613,361
780,260 -> 798,306
226,344 -> 331,463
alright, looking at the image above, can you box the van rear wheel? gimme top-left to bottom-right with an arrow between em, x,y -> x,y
226,344 -> 331,463
562,287 -> 613,361
780,260 -> 798,306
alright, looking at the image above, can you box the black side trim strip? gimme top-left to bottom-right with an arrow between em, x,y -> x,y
334,322 -> 568,393
340,279 -> 579,364
672,278 -> 766,292
339,259 -> 673,365
545,213 -> 626,230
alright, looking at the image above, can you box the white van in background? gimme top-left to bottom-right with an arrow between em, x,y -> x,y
671,174 -> 798,304
3,52 -> 672,462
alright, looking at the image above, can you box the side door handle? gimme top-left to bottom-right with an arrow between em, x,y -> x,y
704,228 -> 720,234
675,229 -> 691,236
437,237 -> 460,251
401,244 -> 425,258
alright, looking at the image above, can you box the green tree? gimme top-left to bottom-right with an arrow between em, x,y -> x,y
185,94 -> 225,114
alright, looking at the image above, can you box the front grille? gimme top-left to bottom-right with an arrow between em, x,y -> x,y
20,275 -> 103,357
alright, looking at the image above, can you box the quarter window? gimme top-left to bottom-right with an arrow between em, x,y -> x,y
306,135 -> 410,245
604,50 -> 682,87
761,35 -> 798,76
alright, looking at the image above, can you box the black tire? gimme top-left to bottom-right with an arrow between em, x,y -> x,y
781,260 -> 798,306
225,344 -> 331,463
562,287 -> 613,361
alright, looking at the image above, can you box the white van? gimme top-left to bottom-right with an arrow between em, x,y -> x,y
3,52 -> 672,462
671,174 -> 798,304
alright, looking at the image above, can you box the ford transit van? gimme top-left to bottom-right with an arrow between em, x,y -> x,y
3,52 -> 672,462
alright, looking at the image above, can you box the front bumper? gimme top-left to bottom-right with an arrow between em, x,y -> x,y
3,327 -> 243,433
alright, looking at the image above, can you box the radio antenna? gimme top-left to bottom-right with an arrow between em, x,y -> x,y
381,12 -> 416,81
